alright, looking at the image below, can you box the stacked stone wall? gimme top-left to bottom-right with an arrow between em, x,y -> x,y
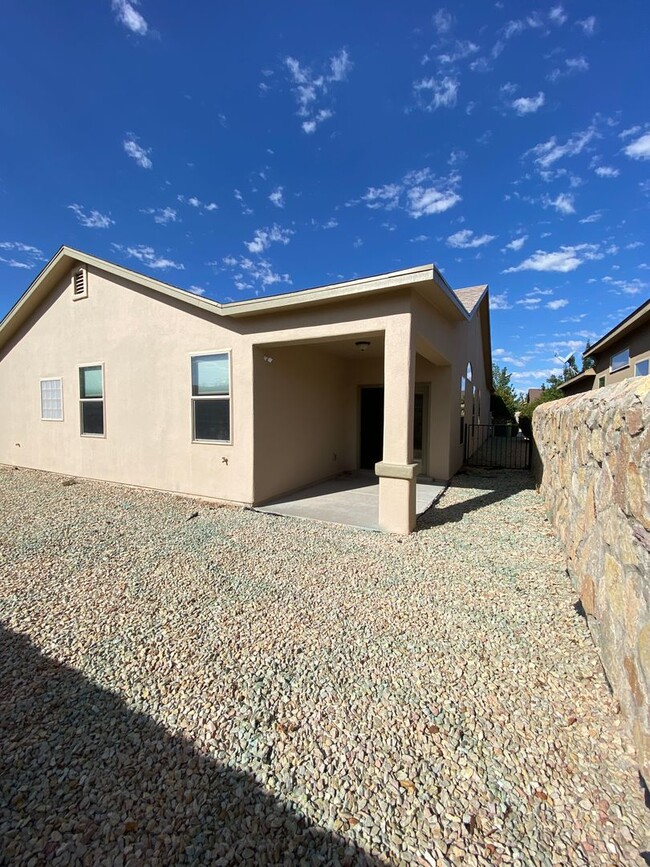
532,377 -> 650,783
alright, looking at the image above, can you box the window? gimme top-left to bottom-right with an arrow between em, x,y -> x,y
191,352 -> 231,442
79,365 -> 104,435
459,376 -> 465,444
610,348 -> 629,372
40,378 -> 63,421
598,376 -> 606,388
635,359 -> 649,377
72,266 -> 87,300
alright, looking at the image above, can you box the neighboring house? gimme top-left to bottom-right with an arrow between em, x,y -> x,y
0,247 -> 492,534
558,297 -> 650,396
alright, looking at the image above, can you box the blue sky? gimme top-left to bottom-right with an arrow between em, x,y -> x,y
1,0 -> 648,393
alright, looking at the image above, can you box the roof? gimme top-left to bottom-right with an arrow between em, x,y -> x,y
454,285 -> 488,315
557,369 -> 596,391
0,246 -> 488,352
585,296 -> 650,358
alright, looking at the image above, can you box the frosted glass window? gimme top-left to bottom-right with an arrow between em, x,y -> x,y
79,365 -> 104,435
80,366 -> 103,398
40,378 -> 63,421
191,353 -> 231,442
192,354 -> 229,395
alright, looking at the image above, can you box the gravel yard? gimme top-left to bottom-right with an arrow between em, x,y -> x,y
0,465 -> 647,866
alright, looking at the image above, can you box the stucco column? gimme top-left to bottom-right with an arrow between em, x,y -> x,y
376,316 -> 418,533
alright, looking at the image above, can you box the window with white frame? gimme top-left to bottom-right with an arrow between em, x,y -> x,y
79,365 -> 104,436
40,378 -> 63,421
610,348 -> 630,372
191,352 -> 231,442
636,359 -> 649,377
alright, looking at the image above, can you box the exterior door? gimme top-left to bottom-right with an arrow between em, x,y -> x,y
359,384 -> 429,474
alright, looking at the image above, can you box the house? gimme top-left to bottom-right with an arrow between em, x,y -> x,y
558,297 -> 650,396
0,247 -> 492,534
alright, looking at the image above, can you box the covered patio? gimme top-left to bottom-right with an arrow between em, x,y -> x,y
254,472 -> 446,531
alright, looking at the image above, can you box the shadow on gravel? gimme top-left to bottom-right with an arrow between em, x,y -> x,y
417,469 -> 535,530
0,625 -> 387,866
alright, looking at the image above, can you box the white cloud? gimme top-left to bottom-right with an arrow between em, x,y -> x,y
447,228 -> 496,248
114,244 -> 184,270
68,204 -> 114,228
577,16 -> 596,35
543,192 -> 575,215
221,255 -> 292,293
549,6 -> 567,25
358,168 -> 461,219
177,195 -> 218,212
546,298 -> 569,310
407,183 -> 461,217
439,41 -> 479,65
245,224 -> 293,254
526,126 -> 596,170
0,240 -> 45,269
603,277 -> 647,295
285,49 -> 352,134
433,8 -> 454,34
624,132 -> 650,160
413,76 -> 459,111
579,211 -> 602,224
123,135 -> 152,169
504,236 -> 527,252
269,186 -> 285,208
548,56 -> 589,82
490,292 -> 512,310
594,165 -> 619,178
512,92 -> 545,116
619,125 -> 641,140
142,206 -> 177,225
504,244 -> 602,274
330,48 -> 352,82
111,0 -> 148,36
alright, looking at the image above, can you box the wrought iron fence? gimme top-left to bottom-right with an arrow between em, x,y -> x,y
464,423 -> 532,469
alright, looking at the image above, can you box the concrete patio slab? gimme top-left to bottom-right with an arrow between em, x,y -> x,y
254,472 -> 446,530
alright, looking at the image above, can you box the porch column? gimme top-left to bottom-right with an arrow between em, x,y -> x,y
376,317 -> 418,533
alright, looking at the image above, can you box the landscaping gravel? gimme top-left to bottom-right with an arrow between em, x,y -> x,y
0,465 -> 647,866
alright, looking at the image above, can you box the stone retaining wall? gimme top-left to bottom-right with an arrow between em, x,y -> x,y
532,377 -> 650,783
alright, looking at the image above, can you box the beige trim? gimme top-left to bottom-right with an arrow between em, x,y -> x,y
0,247 -> 482,352
375,461 -> 421,480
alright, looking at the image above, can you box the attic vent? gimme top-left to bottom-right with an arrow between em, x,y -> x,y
72,267 -> 87,300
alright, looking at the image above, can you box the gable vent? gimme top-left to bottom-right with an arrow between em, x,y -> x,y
72,267 -> 87,300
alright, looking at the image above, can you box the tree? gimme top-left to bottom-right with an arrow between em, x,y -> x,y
492,363 -> 520,417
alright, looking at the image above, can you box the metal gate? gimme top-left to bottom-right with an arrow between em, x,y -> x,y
464,423 -> 532,469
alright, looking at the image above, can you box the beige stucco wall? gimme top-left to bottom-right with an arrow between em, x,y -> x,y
0,264 -> 490,519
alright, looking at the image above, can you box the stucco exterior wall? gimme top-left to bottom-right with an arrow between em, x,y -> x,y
0,267 -> 255,503
532,378 -> 650,782
592,323 -> 650,387
0,263 -> 490,521
252,345 -> 351,503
